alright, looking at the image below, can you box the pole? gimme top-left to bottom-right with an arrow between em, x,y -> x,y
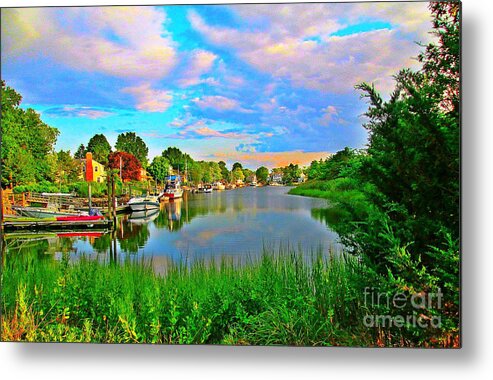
88,182 -> 92,211
111,171 -> 117,223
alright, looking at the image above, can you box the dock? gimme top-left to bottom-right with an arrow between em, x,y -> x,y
2,218 -> 114,232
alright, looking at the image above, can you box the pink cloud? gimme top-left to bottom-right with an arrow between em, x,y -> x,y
192,95 -> 252,113
122,83 -> 173,112
177,49 -> 217,87
3,7 -> 177,81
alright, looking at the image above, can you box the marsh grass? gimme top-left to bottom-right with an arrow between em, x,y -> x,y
1,248 -> 371,345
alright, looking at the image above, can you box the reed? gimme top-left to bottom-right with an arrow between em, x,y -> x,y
1,248 -> 371,345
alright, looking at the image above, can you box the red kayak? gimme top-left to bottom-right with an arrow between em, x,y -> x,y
56,215 -> 105,222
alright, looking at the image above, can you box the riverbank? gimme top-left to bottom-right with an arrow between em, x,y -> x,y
2,250 -> 373,346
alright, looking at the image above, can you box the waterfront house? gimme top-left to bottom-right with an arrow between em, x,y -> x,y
79,152 -> 106,183
269,172 -> 283,184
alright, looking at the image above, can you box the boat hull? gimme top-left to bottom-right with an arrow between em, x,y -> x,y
128,202 -> 160,212
13,206 -> 83,219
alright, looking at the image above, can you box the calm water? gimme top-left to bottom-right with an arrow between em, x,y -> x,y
4,187 -> 342,264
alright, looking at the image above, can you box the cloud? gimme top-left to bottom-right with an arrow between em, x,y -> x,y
122,83 -> 173,112
319,105 -> 339,126
189,3 -> 433,94
2,7 -> 177,81
192,95 -> 252,113
211,150 -> 332,169
43,106 -> 115,119
177,49 -> 217,87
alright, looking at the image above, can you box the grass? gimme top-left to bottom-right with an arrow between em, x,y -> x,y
1,249 -> 372,345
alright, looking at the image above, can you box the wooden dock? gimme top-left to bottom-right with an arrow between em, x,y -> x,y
2,218 -> 113,232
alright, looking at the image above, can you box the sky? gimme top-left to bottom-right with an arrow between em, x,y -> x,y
1,2 -> 434,169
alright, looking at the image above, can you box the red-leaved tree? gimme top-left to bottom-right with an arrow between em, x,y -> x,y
108,151 -> 142,181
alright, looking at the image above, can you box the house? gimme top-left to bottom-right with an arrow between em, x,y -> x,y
269,172 -> 283,184
297,172 -> 307,183
79,152 -> 106,183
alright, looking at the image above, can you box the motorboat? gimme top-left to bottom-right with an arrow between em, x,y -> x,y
127,195 -> 160,211
162,175 -> 184,199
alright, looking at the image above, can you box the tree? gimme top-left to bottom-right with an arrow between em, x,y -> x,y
1,81 -> 59,187
232,167 -> 244,182
161,147 -> 193,172
86,134 -> 111,165
255,166 -> 269,183
353,2 -> 460,264
115,132 -> 149,168
148,156 -> 170,185
57,150 -> 80,184
74,144 -> 86,159
281,164 -> 301,184
232,162 -> 243,171
218,161 -> 229,181
108,151 -> 142,181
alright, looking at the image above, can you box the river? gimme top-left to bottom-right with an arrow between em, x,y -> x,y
4,186 -> 342,266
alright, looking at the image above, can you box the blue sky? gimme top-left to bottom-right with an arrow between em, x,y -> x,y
1,3 -> 433,169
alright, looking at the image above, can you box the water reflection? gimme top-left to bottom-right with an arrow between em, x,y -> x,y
4,187 -> 344,262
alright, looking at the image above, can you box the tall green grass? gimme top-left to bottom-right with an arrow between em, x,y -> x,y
1,249 -> 371,345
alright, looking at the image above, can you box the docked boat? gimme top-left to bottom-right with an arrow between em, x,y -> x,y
56,215 -> 105,222
213,182 -> 225,190
162,175 -> 184,199
250,181 -> 258,187
203,184 -> 213,193
128,208 -> 160,224
127,195 -> 160,211
12,206 -> 88,219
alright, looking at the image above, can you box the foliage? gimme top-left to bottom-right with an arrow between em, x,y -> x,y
86,134 -> 111,166
108,151 -> 142,182
218,161 -> 229,180
1,80 -> 59,187
232,167 -> 245,182
255,166 -> 269,183
74,144 -> 86,159
56,150 -> 81,184
115,132 -> 149,168
147,156 -> 170,184
161,147 -> 193,172
232,162 -> 243,171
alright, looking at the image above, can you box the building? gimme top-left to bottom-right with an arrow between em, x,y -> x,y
79,152 -> 106,183
269,172 -> 283,184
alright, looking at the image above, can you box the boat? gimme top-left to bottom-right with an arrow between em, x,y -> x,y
203,184 -> 213,193
128,209 -> 160,224
213,182 -> 225,190
162,175 -> 184,199
12,206 -> 88,219
127,195 -> 160,211
56,215 -> 105,222
250,181 -> 258,187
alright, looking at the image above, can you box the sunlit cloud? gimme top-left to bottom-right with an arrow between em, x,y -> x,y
122,83 -> 173,112
43,106 -> 115,119
192,95 -> 252,113
2,7 -> 176,80
177,49 -> 217,87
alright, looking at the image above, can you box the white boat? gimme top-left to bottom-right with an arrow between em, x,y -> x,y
162,175 -> 183,199
127,195 -> 160,211
128,209 -> 160,224
202,184 -> 213,193
213,182 -> 225,190
250,181 -> 258,187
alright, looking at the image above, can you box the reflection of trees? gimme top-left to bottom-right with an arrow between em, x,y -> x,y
153,195 -> 229,232
4,234 -> 77,258
116,220 -> 150,254
311,207 -> 352,236
91,234 -> 112,253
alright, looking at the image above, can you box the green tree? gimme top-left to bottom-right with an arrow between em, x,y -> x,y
148,156 -> 170,185
218,161 -> 229,180
161,147 -> 193,172
115,132 -> 149,168
354,2 -> 460,263
232,162 -> 243,171
255,166 -> 269,183
232,167 -> 245,182
86,134 -> 111,165
1,81 -> 59,187
74,144 -> 86,159
56,150 -> 81,184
